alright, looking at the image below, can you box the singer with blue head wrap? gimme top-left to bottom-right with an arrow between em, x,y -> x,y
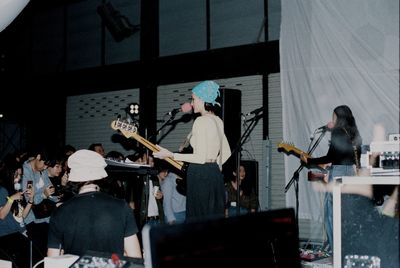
154,80 -> 231,221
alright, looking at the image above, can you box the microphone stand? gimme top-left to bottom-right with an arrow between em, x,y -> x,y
230,112 -> 263,216
147,113 -> 178,144
142,112 -> 183,226
284,129 -> 328,222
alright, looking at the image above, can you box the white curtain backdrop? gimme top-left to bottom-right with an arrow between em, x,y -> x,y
280,0 -> 399,220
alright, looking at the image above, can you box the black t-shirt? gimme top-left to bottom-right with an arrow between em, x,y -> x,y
48,191 -> 138,256
308,128 -> 360,166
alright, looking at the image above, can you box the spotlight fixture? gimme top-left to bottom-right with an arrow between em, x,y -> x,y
97,2 -> 140,42
127,103 -> 140,116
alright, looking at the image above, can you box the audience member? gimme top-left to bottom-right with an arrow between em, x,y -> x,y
88,143 -> 106,157
0,158 -> 35,267
104,151 -> 127,200
225,164 -> 258,217
22,147 -> 57,263
47,149 -> 142,258
136,154 -> 164,227
156,161 -> 186,224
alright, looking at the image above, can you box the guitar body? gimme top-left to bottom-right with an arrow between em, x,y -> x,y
175,164 -> 188,196
174,146 -> 192,196
307,170 -> 328,182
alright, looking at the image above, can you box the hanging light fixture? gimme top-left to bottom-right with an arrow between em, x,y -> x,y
97,1 -> 140,42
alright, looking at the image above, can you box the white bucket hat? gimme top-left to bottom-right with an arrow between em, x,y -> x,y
68,149 -> 108,182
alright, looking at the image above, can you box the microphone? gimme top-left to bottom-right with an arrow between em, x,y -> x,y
315,121 -> 334,132
244,107 -> 264,116
166,102 -> 192,116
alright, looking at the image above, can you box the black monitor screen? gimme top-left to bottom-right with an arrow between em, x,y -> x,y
142,208 -> 300,268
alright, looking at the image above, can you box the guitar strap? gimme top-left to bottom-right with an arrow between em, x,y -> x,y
208,115 -> 224,169
342,127 -> 360,172
179,132 -> 192,152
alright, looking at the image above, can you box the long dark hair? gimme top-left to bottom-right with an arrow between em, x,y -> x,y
229,165 -> 253,196
333,105 -> 362,146
0,154 -> 21,193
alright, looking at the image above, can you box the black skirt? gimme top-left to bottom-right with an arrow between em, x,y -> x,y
185,163 -> 225,221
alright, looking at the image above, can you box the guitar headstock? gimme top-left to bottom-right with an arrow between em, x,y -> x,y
277,141 -> 295,153
277,141 -> 309,158
111,118 -> 139,139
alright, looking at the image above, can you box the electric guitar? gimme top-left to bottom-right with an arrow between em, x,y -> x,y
277,142 -> 329,181
110,118 -> 186,171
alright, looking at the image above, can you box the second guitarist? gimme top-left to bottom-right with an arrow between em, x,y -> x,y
300,105 -> 362,254
154,81 -> 231,222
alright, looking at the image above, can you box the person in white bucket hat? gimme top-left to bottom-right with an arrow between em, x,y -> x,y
47,149 -> 142,258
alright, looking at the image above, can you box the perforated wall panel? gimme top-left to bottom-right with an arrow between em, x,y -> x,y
65,88 -> 139,155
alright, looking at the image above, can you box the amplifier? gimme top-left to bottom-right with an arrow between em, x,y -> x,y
368,141 -> 400,173
379,151 -> 400,169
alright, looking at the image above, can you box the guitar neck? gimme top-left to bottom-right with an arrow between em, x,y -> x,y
278,144 -> 310,158
289,148 -> 327,171
111,120 -> 185,171
291,147 -> 307,157
130,132 -> 184,171
277,142 -> 328,173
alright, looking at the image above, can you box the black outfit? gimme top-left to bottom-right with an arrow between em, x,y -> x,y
48,191 -> 138,256
308,128 -> 361,167
186,163 -> 225,221
307,127 -> 361,253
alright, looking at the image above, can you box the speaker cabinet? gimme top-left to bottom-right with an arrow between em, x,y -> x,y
216,88 -> 242,174
217,88 -> 241,150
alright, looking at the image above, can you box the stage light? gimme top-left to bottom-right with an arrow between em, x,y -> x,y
97,2 -> 140,42
127,103 -> 140,116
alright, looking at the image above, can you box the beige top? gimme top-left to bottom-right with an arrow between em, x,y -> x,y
173,114 -> 231,165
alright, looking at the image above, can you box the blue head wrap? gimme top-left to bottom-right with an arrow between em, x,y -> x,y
192,80 -> 220,106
